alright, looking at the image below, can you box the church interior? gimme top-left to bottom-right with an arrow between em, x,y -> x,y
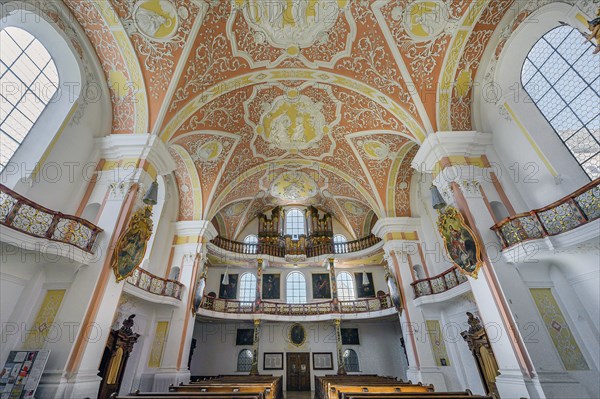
0,1 -> 599,399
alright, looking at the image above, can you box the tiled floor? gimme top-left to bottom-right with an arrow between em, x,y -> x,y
284,391 -> 313,399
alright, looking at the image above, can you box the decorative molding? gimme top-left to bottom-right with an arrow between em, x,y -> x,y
371,217 -> 421,238
98,134 -> 176,175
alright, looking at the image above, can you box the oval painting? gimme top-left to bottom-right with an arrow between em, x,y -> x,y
289,323 -> 306,346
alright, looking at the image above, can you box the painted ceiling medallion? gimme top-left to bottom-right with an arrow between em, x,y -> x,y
360,140 -> 390,161
401,0 -> 451,42
270,171 -> 318,201
257,92 -> 328,151
239,0 -> 345,48
192,140 -> 223,162
133,0 -> 179,41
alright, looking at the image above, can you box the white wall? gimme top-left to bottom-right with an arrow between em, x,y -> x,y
190,319 -> 407,390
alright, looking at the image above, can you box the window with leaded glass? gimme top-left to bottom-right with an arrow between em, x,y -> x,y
522,25 -> 600,179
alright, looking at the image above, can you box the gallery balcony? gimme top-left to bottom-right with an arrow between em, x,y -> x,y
491,178 -> 599,263
410,266 -> 471,307
124,267 -> 184,304
0,183 -> 103,262
196,293 -> 397,321
209,234 -> 382,262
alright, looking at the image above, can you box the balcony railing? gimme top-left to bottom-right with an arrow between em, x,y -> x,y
199,293 -> 392,316
491,179 -> 600,249
411,267 -> 468,298
211,234 -> 381,258
126,267 -> 184,300
0,184 -> 102,253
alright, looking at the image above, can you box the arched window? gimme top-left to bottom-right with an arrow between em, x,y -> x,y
0,26 -> 59,172
333,234 -> 347,244
237,349 -> 253,372
337,272 -> 355,301
521,25 -> 600,179
243,234 -> 258,254
239,273 -> 257,305
343,349 -> 360,372
285,209 -> 305,237
286,271 -> 307,304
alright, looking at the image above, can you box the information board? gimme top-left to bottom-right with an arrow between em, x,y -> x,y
0,350 -> 50,399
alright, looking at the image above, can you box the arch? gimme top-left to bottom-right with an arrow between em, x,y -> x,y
490,201 -> 509,223
337,272 -> 355,301
521,25 -> 599,180
62,0 -> 148,134
244,234 -> 258,254
0,27 -> 59,172
0,4 -> 83,186
286,271 -> 307,304
168,267 -> 180,281
412,264 -> 425,281
333,234 -> 347,244
286,209 -> 305,237
239,273 -> 257,304
237,349 -> 253,372
343,349 -> 360,372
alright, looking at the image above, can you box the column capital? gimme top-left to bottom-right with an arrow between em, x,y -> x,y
412,131 -> 492,173
382,240 -> 419,260
98,133 -> 176,176
372,217 -> 421,240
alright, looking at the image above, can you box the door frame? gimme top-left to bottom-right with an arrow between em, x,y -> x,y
286,352 -> 311,391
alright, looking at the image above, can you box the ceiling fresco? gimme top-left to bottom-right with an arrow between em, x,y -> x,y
62,0 -> 568,239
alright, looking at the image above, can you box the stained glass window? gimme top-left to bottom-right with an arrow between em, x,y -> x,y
343,349 -> 360,372
237,349 -> 253,372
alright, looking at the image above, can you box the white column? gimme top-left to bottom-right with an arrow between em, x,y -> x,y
152,221 -> 216,391
47,134 -> 175,399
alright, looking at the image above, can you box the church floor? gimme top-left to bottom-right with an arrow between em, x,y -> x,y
284,391 -> 314,399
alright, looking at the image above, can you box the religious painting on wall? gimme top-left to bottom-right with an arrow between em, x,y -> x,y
262,274 -> 281,300
312,273 -> 331,299
236,329 -> 254,346
111,206 -> 153,282
437,206 -> 482,278
355,273 -> 375,298
219,274 -> 238,299
341,328 -> 360,345
289,323 -> 306,347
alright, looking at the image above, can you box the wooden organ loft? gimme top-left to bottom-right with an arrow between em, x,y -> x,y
211,206 -> 381,259
258,206 -> 334,260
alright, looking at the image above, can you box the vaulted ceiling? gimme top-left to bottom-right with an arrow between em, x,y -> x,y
63,0 -> 536,238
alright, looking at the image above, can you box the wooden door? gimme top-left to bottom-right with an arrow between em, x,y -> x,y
286,352 -> 310,391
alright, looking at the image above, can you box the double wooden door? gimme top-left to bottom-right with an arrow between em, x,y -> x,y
286,352 -> 310,391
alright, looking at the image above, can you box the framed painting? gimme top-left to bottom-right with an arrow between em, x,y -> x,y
236,329 -> 254,346
289,323 -> 306,347
341,328 -> 360,345
312,352 -> 333,370
437,206 -> 483,278
263,353 -> 283,370
355,273 -> 375,298
262,274 -> 281,300
219,274 -> 238,299
312,273 -> 331,299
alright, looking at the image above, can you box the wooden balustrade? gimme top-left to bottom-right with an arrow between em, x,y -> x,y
410,267 -> 468,298
126,267 -> 184,300
0,184 -> 102,252
210,234 -> 381,257
199,293 -> 392,316
491,178 -> 599,249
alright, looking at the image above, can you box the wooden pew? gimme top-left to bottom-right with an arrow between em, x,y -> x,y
315,375 -> 430,399
171,375 -> 282,399
114,394 -> 262,399
339,393 -> 494,399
